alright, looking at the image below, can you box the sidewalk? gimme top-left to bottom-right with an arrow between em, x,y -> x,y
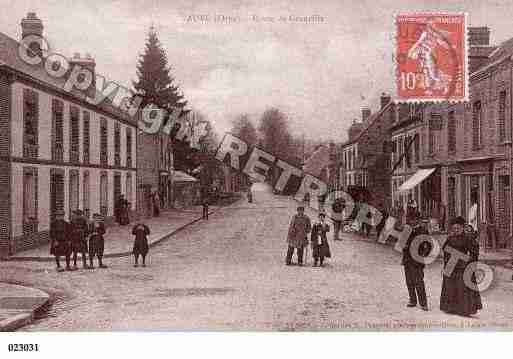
0,283 -> 49,331
8,205 -> 219,262
345,230 -> 512,268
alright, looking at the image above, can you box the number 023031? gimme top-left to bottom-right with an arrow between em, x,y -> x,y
8,343 -> 39,352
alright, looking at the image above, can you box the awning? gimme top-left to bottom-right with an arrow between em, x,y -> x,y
398,168 -> 436,193
173,170 -> 198,183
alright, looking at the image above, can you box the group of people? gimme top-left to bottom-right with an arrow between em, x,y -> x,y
286,205 -> 331,267
50,209 -> 152,271
286,200 -> 483,318
50,210 -> 107,271
402,210 -> 483,316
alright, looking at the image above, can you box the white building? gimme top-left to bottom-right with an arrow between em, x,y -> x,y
0,13 -> 137,256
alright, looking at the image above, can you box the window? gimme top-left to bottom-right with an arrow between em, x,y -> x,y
429,114 -> 442,154
52,99 -> 64,161
126,173 -> 132,207
414,134 -> 420,163
448,111 -> 456,152
472,101 -> 482,150
83,111 -> 90,164
498,91 -> 507,142
83,171 -> 90,218
69,170 -> 79,214
114,122 -> 121,166
398,137 -> 404,168
23,89 -> 38,158
23,168 -> 37,223
100,118 -> 108,166
126,127 -> 132,168
100,172 -> 108,217
70,106 -> 79,163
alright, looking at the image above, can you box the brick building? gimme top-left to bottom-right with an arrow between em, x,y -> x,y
0,13 -> 138,257
336,94 -> 396,208
393,27 -> 513,248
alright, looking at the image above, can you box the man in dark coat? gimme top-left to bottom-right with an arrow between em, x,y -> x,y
311,212 -> 331,267
50,210 -> 73,272
132,223 -> 150,267
286,204 -> 311,266
71,209 -> 90,269
202,194 -> 209,220
88,213 -> 107,269
402,213 -> 431,311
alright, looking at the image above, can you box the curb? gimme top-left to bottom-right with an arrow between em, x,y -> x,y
6,208 -> 219,262
0,286 -> 50,332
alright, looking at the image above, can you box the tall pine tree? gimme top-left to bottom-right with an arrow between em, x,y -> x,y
132,26 -> 187,112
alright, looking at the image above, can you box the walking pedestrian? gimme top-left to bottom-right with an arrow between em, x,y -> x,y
402,213 -> 431,311
88,213 -> 107,269
247,187 -> 253,203
440,216 -> 483,316
331,198 -> 344,241
202,194 -> 209,220
71,209 -> 90,269
153,191 -> 161,217
132,223 -> 150,267
50,209 -> 73,272
311,212 -> 331,267
286,204 -> 311,266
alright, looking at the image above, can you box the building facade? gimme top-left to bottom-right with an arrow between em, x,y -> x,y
0,13 -> 138,257
392,27 -> 513,248
336,94 -> 396,208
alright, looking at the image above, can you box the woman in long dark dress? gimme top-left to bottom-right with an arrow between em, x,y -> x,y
132,223 -> 150,267
440,216 -> 483,316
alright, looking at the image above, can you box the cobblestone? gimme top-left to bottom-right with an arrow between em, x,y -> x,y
0,189 -> 512,330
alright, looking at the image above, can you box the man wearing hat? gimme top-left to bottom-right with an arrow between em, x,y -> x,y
88,213 -> 107,269
71,209 -> 90,269
50,209 -> 73,272
401,212 -> 431,311
286,204 -> 312,266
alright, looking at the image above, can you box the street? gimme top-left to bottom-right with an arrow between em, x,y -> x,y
1,186 -> 513,331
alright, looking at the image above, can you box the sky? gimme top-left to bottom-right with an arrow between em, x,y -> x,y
3,0 -> 513,141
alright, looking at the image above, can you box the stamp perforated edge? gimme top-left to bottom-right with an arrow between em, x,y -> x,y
392,11 -> 469,104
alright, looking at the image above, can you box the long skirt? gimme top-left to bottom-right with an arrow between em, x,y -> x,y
133,238 -> 149,256
312,241 -> 331,259
440,269 -> 482,316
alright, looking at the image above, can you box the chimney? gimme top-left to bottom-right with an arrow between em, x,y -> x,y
21,12 -> 44,57
380,92 -> 391,109
469,27 -> 490,46
361,107 -> 371,123
69,52 -> 96,97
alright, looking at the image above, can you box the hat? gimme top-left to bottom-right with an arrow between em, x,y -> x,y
318,211 -> 326,217
450,216 -> 466,226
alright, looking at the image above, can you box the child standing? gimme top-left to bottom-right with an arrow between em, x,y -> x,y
132,223 -> 150,267
88,213 -> 107,269
311,212 -> 331,267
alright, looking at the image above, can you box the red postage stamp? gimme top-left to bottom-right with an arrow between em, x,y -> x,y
395,12 -> 468,102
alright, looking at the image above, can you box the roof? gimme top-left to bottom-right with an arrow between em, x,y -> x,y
0,31 -> 133,124
173,170 -> 198,182
471,37 -> 513,77
341,101 -> 393,148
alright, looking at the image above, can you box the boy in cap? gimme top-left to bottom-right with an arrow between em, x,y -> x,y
88,213 -> 107,269
71,209 -> 90,269
50,209 -> 72,272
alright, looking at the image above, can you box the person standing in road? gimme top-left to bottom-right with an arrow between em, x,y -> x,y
50,209 -> 73,272
88,214 -> 107,269
286,204 -> 311,266
132,223 -> 150,267
440,216 -> 483,316
247,187 -> 253,203
71,210 -> 90,269
402,213 -> 431,311
311,212 -> 331,267
331,198 -> 344,241
202,194 -> 209,220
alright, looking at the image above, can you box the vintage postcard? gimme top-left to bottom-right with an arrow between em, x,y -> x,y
1,1 -> 513,351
